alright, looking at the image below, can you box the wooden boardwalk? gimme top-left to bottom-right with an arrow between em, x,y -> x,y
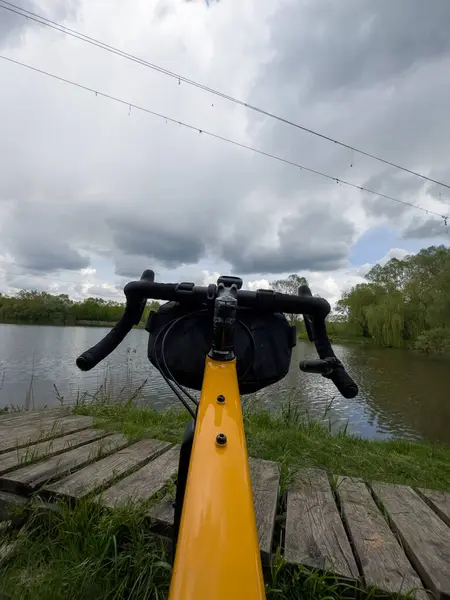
1,410 -> 449,599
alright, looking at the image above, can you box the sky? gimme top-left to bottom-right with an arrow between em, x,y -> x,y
0,0 -> 449,307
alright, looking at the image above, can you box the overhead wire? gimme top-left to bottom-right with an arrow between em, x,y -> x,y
0,54 -> 447,223
1,0 -> 450,192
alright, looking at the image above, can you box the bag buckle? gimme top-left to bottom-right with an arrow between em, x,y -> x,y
176,282 -> 195,296
256,288 -> 275,311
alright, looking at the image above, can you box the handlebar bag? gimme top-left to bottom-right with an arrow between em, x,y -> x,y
146,301 -> 297,394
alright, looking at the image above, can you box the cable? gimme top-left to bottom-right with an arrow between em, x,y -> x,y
1,0 -> 450,192
153,311 -> 203,416
0,54 -> 447,223
236,319 -> 256,381
161,312 -> 202,407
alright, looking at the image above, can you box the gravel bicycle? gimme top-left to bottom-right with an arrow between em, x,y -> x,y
77,270 -> 358,600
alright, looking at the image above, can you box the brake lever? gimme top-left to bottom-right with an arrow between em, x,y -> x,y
299,357 -> 339,375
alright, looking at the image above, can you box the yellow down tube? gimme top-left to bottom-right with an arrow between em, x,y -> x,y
169,357 -> 266,600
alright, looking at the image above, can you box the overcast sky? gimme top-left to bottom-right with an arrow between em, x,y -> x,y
0,0 -> 449,306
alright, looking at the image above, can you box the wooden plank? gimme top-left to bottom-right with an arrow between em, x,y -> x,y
0,414 -> 77,440
44,439 -> 172,499
0,407 -> 71,426
0,434 -> 128,494
372,482 -> 450,599
0,490 -> 27,521
99,445 -> 180,508
337,477 -> 427,599
148,457 -> 279,565
249,457 -> 280,565
418,488 -> 450,528
0,429 -> 109,476
0,415 -> 93,453
148,495 -> 174,530
284,468 -> 358,579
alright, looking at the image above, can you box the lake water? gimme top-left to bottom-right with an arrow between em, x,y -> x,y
0,323 -> 449,443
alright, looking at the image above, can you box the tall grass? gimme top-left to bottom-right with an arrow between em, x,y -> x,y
0,502 -> 420,600
0,501 -> 172,600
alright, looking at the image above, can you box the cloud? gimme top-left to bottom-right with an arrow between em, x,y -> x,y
0,1 -> 79,47
0,0 -> 449,303
402,217 -> 449,239
109,217 -> 206,268
377,248 -> 410,265
225,206 -> 355,274
263,1 -> 450,98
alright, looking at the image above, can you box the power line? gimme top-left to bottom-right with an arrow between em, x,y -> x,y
0,54 -> 447,224
1,0 -> 450,193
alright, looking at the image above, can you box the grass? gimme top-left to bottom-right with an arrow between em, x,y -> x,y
0,501 -> 172,600
0,502 -> 417,600
74,397 -> 450,491
1,396 -> 446,599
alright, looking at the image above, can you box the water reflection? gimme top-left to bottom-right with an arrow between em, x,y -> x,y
0,324 -> 448,443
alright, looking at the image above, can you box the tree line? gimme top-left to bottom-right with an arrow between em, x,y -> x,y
0,290 -> 159,326
336,245 -> 450,354
2,245 -> 449,352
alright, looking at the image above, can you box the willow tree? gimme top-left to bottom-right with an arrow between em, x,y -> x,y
365,293 -> 406,347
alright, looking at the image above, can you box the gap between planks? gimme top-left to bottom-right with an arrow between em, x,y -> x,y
284,468 -> 358,580
43,439 -> 172,500
371,482 -> 450,600
0,434 -> 129,495
148,457 -> 280,566
336,477 -> 428,600
0,429 -> 111,476
0,415 -> 94,454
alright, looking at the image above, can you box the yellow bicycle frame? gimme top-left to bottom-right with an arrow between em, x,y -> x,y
169,356 -> 266,600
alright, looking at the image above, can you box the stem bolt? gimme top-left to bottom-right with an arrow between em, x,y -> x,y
216,394 -> 225,404
216,433 -> 227,446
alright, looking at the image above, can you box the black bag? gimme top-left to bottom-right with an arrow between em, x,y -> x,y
146,301 -> 297,394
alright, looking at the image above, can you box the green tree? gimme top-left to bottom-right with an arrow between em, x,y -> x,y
271,274 -> 309,325
336,245 -> 450,351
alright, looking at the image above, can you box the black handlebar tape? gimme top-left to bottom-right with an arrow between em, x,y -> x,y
311,317 -> 358,398
124,281 -> 179,301
236,289 -> 330,317
76,311 -> 135,371
123,281 -> 331,317
326,364 -> 359,399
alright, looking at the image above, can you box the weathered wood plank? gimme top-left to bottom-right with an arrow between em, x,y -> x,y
0,415 -> 93,453
0,434 -> 128,494
0,414 -> 76,441
284,468 -> 358,579
337,477 -> 427,599
0,429 -> 109,476
44,439 -> 172,499
418,488 -> 450,528
0,407 -> 71,426
249,457 -> 280,565
147,457 -> 280,565
148,495 -> 174,530
99,445 -> 180,508
0,490 -> 27,521
372,482 -> 450,599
